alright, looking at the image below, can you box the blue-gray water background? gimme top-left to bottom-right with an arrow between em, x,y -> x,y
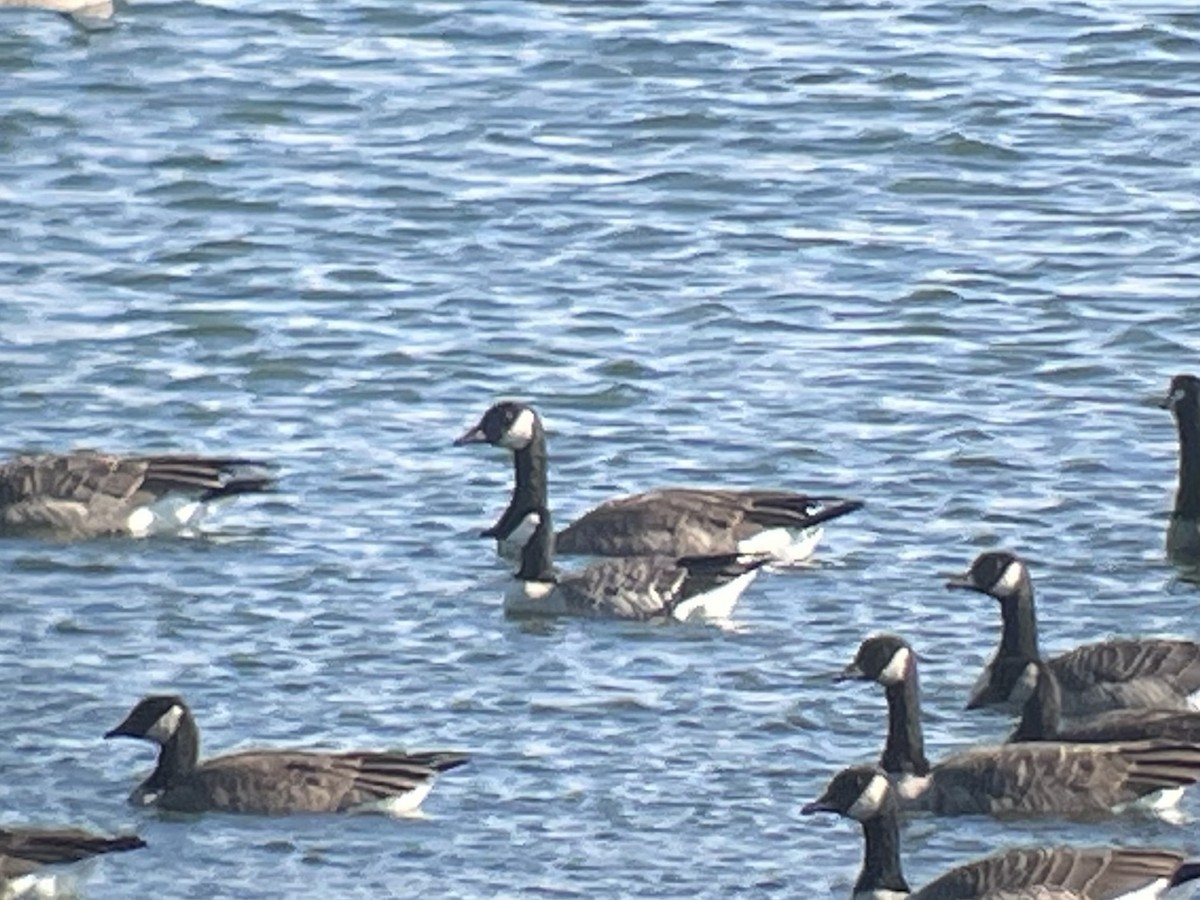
3,0 -> 1200,896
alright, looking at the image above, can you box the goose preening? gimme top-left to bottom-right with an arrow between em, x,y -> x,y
1011,659 -> 1200,745
104,695 -> 469,816
501,504 -> 769,621
454,401 -> 862,564
945,551 -> 1200,715
837,634 -> 1200,818
802,765 -> 1200,899
1,827 -> 144,898
0,452 -> 275,539
1161,373 -> 1200,563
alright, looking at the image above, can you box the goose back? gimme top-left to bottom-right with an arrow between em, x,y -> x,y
0,828 -> 144,881
0,452 -> 274,537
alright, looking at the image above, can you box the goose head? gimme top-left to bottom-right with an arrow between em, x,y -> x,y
945,550 -> 1031,602
838,634 -> 915,687
1160,373 -> 1200,416
454,402 -> 540,451
104,695 -> 190,746
802,765 -> 894,822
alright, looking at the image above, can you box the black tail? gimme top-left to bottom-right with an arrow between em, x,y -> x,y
139,456 -> 277,501
1171,862 -> 1200,887
747,495 -> 864,530
676,552 -> 772,578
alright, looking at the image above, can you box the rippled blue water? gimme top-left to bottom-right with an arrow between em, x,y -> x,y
4,0 -> 1200,896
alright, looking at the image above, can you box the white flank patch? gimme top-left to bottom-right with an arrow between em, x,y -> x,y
503,580 -> 564,616
878,647 -> 911,686
6,871 -> 63,899
354,782 -> 433,818
146,704 -> 184,743
1113,788 -> 1187,826
1009,661 -> 1041,707
995,559 -> 1026,595
499,408 -> 536,450
670,569 -> 759,623
1188,687 -> 1200,712
507,511 -> 542,551
851,891 -> 910,900
1111,878 -> 1171,900
125,507 -> 156,537
846,772 -> 891,820
126,497 -> 208,537
894,773 -> 931,805
738,526 -> 824,565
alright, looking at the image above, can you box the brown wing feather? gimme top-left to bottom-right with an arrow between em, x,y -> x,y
927,740 -> 1200,816
556,488 -> 859,556
0,828 -> 144,880
916,847 -> 1185,899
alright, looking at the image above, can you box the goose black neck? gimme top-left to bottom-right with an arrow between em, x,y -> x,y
997,588 -> 1040,661
492,423 -> 550,539
1174,397 -> 1200,520
855,806 -> 910,896
145,712 -> 200,794
880,671 -> 929,777
1010,668 -> 1061,742
515,506 -> 556,582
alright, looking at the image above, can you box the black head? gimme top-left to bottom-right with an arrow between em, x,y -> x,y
104,695 -> 190,745
837,634 -> 914,686
454,402 -> 540,451
1161,374 -> 1200,414
801,765 -> 892,821
945,550 -> 1029,601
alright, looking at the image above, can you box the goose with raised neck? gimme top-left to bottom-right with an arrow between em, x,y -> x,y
803,765 -> 1200,899
947,550 -> 1200,716
837,634 -> 1200,818
1161,373 -> 1200,562
455,400 -> 862,563
104,694 -> 469,816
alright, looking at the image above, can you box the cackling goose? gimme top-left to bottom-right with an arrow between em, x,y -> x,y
502,504 -> 769,620
454,401 -> 862,564
0,451 -> 275,539
1,827 -> 144,898
945,550 -> 1200,715
104,695 -> 468,816
803,764 -> 1200,899
1161,373 -> 1200,563
837,633 -> 1200,818
1011,658 -> 1200,745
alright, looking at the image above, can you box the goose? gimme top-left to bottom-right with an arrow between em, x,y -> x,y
1,827 -> 144,899
1011,659 -> 1200,745
501,504 -> 769,620
453,401 -> 862,564
1161,373 -> 1200,563
802,764 -> 1200,899
836,633 -> 1200,817
104,695 -> 468,816
0,0 -> 112,24
0,451 -> 275,539
945,550 -> 1200,715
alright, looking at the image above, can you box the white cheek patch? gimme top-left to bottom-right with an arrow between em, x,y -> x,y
146,705 -> 184,743
878,647 -> 912,686
508,511 -> 542,549
846,773 -> 890,820
994,559 -> 1026,596
499,408 -> 536,449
